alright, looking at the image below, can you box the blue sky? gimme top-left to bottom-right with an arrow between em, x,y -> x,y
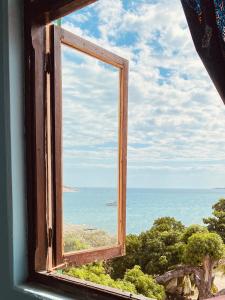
61,0 -> 225,189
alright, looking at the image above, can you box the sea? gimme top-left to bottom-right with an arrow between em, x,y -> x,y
63,188 -> 225,235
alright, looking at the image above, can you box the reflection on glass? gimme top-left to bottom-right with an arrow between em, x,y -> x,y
62,44 -> 119,253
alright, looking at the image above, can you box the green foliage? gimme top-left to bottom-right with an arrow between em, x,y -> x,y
203,198 -> 225,243
63,199 -> 225,300
110,217 -> 185,278
110,215 -> 225,281
151,217 -> 185,233
63,225 -> 117,252
182,224 -> 208,243
64,234 -> 88,252
64,263 -> 136,293
183,232 -> 225,265
124,266 -> 165,300
139,218 -> 185,275
109,234 -> 141,279
64,263 -> 165,299
139,231 -> 181,275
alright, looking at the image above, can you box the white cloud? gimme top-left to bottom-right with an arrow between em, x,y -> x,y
61,0 -> 225,180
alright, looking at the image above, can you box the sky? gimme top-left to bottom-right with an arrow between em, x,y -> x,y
61,0 -> 225,189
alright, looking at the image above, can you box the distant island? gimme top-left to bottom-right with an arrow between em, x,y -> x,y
63,185 -> 79,192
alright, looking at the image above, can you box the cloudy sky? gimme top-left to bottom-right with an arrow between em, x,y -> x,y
61,0 -> 225,189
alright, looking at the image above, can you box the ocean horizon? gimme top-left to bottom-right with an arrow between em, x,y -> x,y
63,187 -> 225,235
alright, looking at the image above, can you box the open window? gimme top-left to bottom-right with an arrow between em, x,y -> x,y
50,25 -> 128,267
24,1 -> 225,299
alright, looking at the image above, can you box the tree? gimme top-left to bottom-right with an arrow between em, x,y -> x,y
152,217 -> 185,233
139,229 -> 184,275
109,234 -> 141,279
183,232 -> 224,299
203,198 -> 225,242
139,218 -> 185,275
157,231 -> 225,299
110,217 -> 185,278
181,224 -> 208,244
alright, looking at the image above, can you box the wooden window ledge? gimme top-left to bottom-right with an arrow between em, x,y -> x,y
30,271 -> 155,300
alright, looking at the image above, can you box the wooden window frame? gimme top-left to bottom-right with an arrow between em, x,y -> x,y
51,25 -> 128,267
24,1 -> 136,299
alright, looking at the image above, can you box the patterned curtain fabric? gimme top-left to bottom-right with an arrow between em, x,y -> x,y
181,0 -> 225,103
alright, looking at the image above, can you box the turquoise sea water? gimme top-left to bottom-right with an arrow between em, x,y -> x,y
63,188 -> 225,235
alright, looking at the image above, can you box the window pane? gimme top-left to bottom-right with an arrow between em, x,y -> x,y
61,44 -> 119,253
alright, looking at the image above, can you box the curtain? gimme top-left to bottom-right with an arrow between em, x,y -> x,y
181,0 -> 225,103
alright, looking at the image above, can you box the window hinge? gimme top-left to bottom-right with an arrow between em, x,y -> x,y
45,52 -> 52,74
48,227 -> 53,248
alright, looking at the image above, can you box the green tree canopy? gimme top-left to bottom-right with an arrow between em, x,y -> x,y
181,224 -> 208,244
110,217 -> 185,278
203,198 -> 225,243
183,232 -> 225,266
151,217 -> 185,233
109,234 -> 141,279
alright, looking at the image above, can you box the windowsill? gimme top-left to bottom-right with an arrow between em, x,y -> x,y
17,283 -> 75,300
22,271 -> 153,300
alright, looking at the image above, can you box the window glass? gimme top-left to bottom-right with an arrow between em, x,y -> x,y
62,44 -> 119,253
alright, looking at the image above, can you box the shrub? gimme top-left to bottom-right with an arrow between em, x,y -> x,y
64,263 -> 166,300
64,263 -> 137,294
124,265 -> 165,300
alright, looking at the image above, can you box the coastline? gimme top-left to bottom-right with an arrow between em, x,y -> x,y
63,223 -> 117,252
